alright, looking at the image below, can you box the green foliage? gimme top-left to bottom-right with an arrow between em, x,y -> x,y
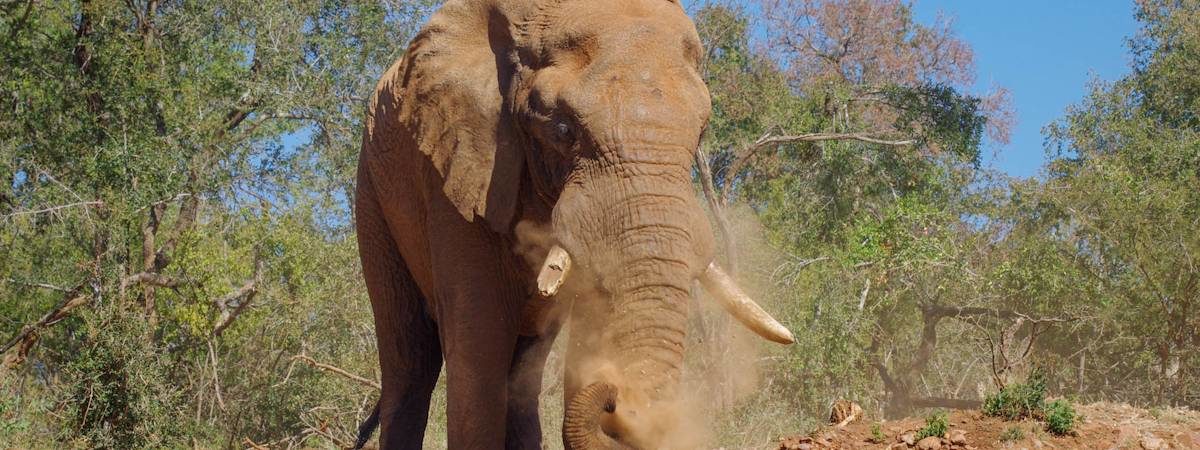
0,0 -> 435,446
983,370 -> 1048,421
1044,399 -> 1077,435
999,426 -> 1025,442
883,83 -> 986,165
0,395 -> 29,440
58,309 -> 190,448
915,410 -> 948,440
869,422 -> 886,443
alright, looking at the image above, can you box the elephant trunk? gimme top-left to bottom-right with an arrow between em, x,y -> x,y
606,242 -> 693,399
563,382 -> 632,450
560,182 -> 704,448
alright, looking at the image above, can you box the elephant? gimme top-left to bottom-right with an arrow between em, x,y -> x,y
352,0 -> 794,448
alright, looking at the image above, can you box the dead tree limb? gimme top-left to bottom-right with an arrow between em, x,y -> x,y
1,294 -> 89,355
121,272 -> 180,288
293,354 -> 381,390
210,259 -> 264,338
717,130 -> 915,203
210,282 -> 257,338
695,148 -> 738,274
0,200 -> 105,220
3,278 -> 72,292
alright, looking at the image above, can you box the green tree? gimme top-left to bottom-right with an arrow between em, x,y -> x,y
1,0 -> 434,446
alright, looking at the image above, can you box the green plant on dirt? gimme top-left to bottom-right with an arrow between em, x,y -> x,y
915,410 -> 948,440
999,426 -> 1024,442
983,370 -> 1047,420
0,396 -> 29,439
869,422 -> 886,443
1044,399 -> 1076,435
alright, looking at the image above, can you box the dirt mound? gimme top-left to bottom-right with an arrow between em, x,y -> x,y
778,403 -> 1200,449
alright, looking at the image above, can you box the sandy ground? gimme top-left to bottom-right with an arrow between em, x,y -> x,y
777,402 -> 1200,449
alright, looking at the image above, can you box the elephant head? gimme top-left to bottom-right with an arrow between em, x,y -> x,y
383,0 -> 794,446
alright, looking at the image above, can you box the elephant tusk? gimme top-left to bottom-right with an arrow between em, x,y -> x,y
699,262 -> 795,345
537,245 -> 572,298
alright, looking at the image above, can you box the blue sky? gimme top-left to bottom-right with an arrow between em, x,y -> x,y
910,1 -> 1140,178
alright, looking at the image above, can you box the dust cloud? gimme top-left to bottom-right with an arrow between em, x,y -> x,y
622,203 -> 781,449
514,208 -> 785,449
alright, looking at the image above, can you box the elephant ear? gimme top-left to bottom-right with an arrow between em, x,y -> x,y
384,0 -> 532,232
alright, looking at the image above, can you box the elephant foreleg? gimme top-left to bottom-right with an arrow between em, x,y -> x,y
506,325 -> 562,449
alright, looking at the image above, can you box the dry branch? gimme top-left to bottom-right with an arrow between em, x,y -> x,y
1,294 -> 89,356
0,200 -> 104,220
293,354 -> 381,390
756,132 -> 916,147
210,280 -> 258,338
122,272 -> 181,288
695,149 -> 739,274
4,278 -> 71,292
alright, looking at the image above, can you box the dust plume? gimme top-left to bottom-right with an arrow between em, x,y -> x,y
515,209 -> 786,449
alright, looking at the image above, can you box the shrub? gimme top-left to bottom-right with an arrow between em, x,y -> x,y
915,410 -> 948,440
1044,399 -> 1076,435
999,426 -> 1024,442
983,370 -> 1047,420
869,423 -> 886,443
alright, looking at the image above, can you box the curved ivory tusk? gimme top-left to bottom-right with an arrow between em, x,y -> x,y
699,262 -> 795,345
537,245 -> 572,298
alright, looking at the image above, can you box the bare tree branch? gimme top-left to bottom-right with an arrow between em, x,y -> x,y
717,130 -> 916,205
293,354 -> 381,390
695,149 -> 739,274
3,278 -> 72,292
1,200 -> 104,220
756,132 -> 917,147
121,272 -> 181,288
210,281 -> 258,338
1,294 -> 89,356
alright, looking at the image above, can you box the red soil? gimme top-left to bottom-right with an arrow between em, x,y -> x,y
778,403 -> 1200,450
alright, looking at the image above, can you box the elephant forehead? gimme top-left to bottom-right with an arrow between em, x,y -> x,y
531,0 -> 697,52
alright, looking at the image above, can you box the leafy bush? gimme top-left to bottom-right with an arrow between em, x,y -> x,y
983,370 -> 1047,420
915,410 -> 948,440
1044,399 -> 1076,435
869,423 -> 886,443
999,426 -> 1024,442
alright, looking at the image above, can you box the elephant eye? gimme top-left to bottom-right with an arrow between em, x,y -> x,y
552,121 -> 575,145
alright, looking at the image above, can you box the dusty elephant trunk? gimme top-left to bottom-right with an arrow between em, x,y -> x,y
563,382 -> 631,450
554,161 -> 713,448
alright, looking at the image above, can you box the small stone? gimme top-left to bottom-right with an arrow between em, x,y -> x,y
1140,434 -> 1165,450
917,436 -> 942,449
900,432 -> 916,445
949,429 -> 967,445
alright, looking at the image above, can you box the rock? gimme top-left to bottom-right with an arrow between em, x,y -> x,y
1140,434 -> 1165,450
949,429 -> 967,445
917,436 -> 942,449
899,432 -> 916,445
